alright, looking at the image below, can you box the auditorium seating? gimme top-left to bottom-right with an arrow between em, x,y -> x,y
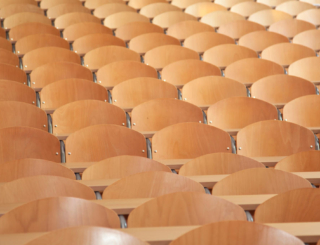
152,11 -> 196,29
0,80 -> 35,103
0,64 -> 27,84
0,3 -> 43,19
47,3 -> 91,20
296,8 -> 320,27
288,57 -> 320,85
3,12 -> 51,30
275,151 -> 320,171
94,3 -> 136,19
248,9 -> 292,27
139,2 -> 181,19
230,1 -> 270,18
105,12 -> 150,30
185,2 -> 227,19
0,49 -> 18,66
293,29 -> 320,52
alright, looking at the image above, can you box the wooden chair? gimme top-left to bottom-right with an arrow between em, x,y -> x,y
257,0 -> 296,8
288,57 -> 320,84
104,12 -> 150,30
255,188 -> 320,222
152,11 -> 197,30
170,220 -> 304,245
0,0 -> 37,9
276,1 -> 315,16
131,98 -> 203,132
230,1 -> 271,18
185,2 -> 227,19
0,49 -> 19,67
161,59 -> 221,87
0,37 -> 13,51
275,151 -> 320,172
238,30 -> 289,53
140,2 -> 181,20
0,28 -> 5,39
218,20 -> 266,40
261,43 -> 316,68
25,226 -> 147,245
0,196 -> 120,233
215,0 -> 254,9
182,76 -> 247,106
115,22 -> 164,42
0,80 -> 35,104
203,44 -> 257,70
0,158 -> 75,182
112,77 -> 177,108
144,45 -> 199,71
55,13 -> 101,31
40,0 -> 82,10
8,22 -> 60,43
94,3 -> 136,19
83,46 -> 140,72
293,29 -> 320,52
251,74 -> 316,105
0,4 -> 43,20
30,62 -> 92,91
224,58 -> 284,86
85,0 -> 125,10
184,31 -> 234,54
207,97 -> 278,130
3,12 -> 51,30
15,34 -> 69,57
0,64 -> 27,84
152,122 -> 232,160
248,9 -> 292,27
171,0 -> 210,9
0,127 -> 60,164
65,124 -> 147,162
297,9 -> 320,27
96,61 -> 157,89
128,0 -> 166,10
128,192 -> 246,227
179,152 -> 264,176
82,155 -> 171,180
63,22 -> 113,43
269,19 -> 315,39
102,171 -> 205,199
200,10 -> 245,29
52,100 -> 126,137
166,20 -> 215,41
129,33 -> 180,55
47,3 -> 91,20
237,120 -> 315,157
0,101 -> 47,130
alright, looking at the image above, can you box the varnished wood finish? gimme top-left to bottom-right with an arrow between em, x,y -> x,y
0,197 -> 120,234
153,11 -> 197,29
3,12 -> 51,30
0,49 -> 18,67
201,10 -> 245,29
218,20 -> 265,40
297,9 -> 320,27
0,4 -> 44,20
230,1 -> 271,18
128,192 -> 246,227
94,3 -> 136,19
269,19 -> 315,39
128,0 -> 166,10
171,0 -> 210,9
288,57 -> 320,83
97,61 -> 157,88
82,155 -> 170,180
293,29 -> 320,52
0,80 -> 35,104
85,0 -> 125,10
0,158 -> 75,182
255,188 -> 320,223
185,2 -> 227,19
103,171 -> 205,199
0,65 -> 26,84
47,3 -> 91,20
112,77 -> 177,108
276,1 -> 315,16
215,0 -> 254,8
140,3 -> 181,19
0,0 -> 37,9
237,120 -> 315,157
105,12 -> 150,30
257,0 -> 296,8
169,220 -> 304,245
0,29 -> 5,39
251,74 -> 315,105
224,58 -> 284,86
248,9 -> 292,27
152,122 -> 232,160
0,127 -> 60,164
55,13 -> 101,30
66,124 -> 147,162
40,0 -> 82,9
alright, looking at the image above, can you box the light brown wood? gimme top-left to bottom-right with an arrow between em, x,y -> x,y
276,1 -> 315,16
0,48 -> 18,67
112,77 -> 177,108
152,11 -> 197,29
83,46 -> 140,72
0,0 -> 37,9
0,127 -> 60,164
0,38 -> 13,52
215,0 -> 254,9
9,22 -> 60,42
66,124 -> 147,162
301,0 -> 320,5
3,12 -> 51,30
128,0 -> 166,10
171,0 -> 210,9
0,64 -> 27,84
94,3 -> 136,19
297,9 -> 320,27
55,12 -> 101,30
203,44 -> 257,69
140,2 -> 181,19
293,29 -> 320,51
0,4 -> 43,20
200,10 -> 245,29
218,20 -> 265,40
269,19 -> 315,39
104,12 -> 149,30
251,74 -> 316,105
288,57 -> 320,83
230,1 -> 271,18
170,220 -> 304,245
0,80 -> 34,104
185,2 -> 227,19
47,3 -> 91,20
248,9 -> 292,27
85,0 -> 125,10
0,196 -> 120,234
82,155 -> 170,180
0,28 -> 5,39
237,120 -> 315,157
152,122 -> 232,160
257,0 -> 296,8
26,226 -> 147,245
40,0 -> 82,9
184,31 -> 234,54
103,171 -> 205,199
224,58 -> 284,86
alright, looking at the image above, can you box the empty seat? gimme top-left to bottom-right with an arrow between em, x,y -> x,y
293,29 -> 320,52
3,12 -> 51,30
96,61 -> 157,89
230,1 -> 271,18
201,10 -> 245,29
104,12 -> 150,30
15,34 -> 69,57
269,19 -> 315,39
215,0 -> 254,9
40,0 -> 82,10
144,45 -> 199,71
140,2 -> 181,19
152,11 -> 197,29
184,32 -> 234,54
261,43 -> 316,67
171,0 -> 210,9
94,3 -> 136,19
83,46 -> 140,72
0,49 -> 19,67
288,57 -> 320,84
112,77 -> 177,108
128,192 -> 246,227
257,0 -> 296,8
128,0 -> 166,10
85,0 -> 125,10
55,13 -> 101,30
0,4 -> 43,20
179,153 -> 264,176
47,3 -> 91,20
185,2 -> 227,19
23,47 -> 81,73
0,0 -> 37,8
297,9 -> 320,27
103,171 -> 205,198
0,196 -> 119,233
65,124 -> 147,162
248,9 -> 292,27
0,64 -> 27,84
237,120 -> 315,157
0,80 -> 35,104
238,30 -> 289,53
224,58 -> 284,86
152,122 -> 232,160
276,1 -> 315,16
161,59 -> 221,87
